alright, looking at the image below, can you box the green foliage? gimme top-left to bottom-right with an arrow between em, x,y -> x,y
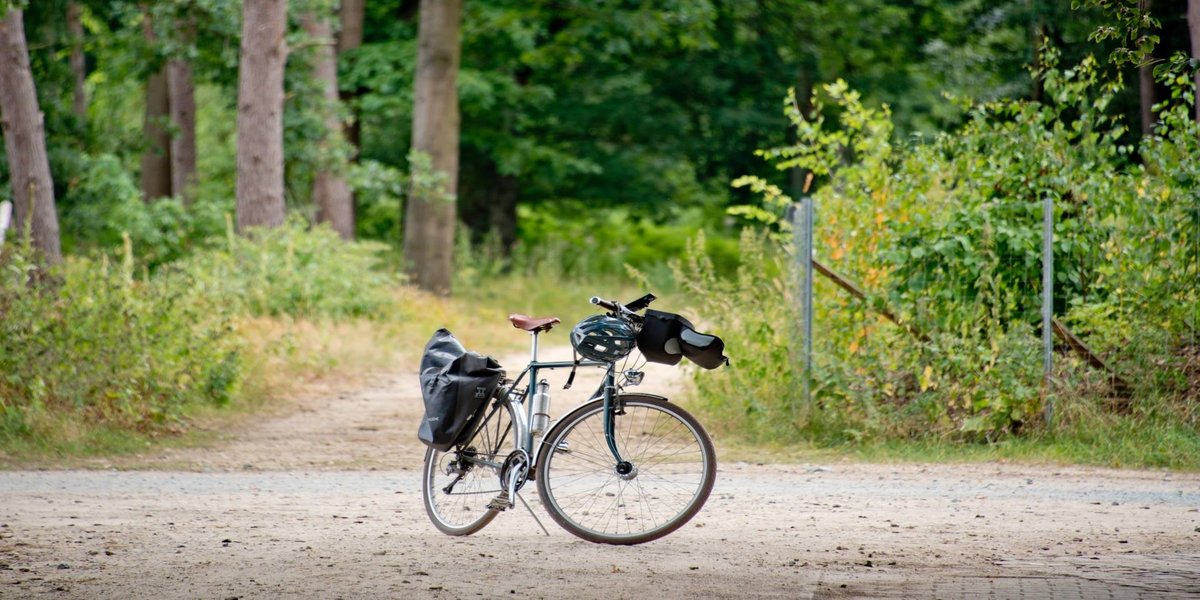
348,159 -> 406,241
0,241 -> 242,441
695,51 -> 1198,445
1073,0 -> 1160,66
0,220 -> 402,447
57,152 -> 227,266
671,230 -> 799,441
490,204 -> 739,281
176,218 -> 401,319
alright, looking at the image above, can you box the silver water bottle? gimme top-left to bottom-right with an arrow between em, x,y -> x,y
530,379 -> 551,435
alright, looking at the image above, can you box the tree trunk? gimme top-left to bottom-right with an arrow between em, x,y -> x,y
490,173 -> 518,252
337,0 -> 364,54
1139,61 -> 1155,136
1030,21 -> 1045,103
459,157 -> 518,253
168,58 -> 197,202
338,0 -> 364,161
790,65 -> 815,199
403,0 -> 463,294
235,0 -> 289,232
1190,0 -> 1200,123
167,17 -> 197,203
1138,0 -> 1156,137
303,12 -> 355,239
68,2 -> 87,124
0,10 -> 62,265
140,11 -> 171,202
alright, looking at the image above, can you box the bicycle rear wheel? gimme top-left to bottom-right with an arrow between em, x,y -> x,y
422,398 -> 518,536
535,394 -> 716,545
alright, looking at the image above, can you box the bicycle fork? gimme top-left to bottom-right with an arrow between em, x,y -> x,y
599,365 -> 635,477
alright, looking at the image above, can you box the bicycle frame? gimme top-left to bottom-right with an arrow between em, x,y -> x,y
502,330 -> 625,468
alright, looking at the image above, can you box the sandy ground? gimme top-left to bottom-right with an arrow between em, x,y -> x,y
2,346 -> 1199,599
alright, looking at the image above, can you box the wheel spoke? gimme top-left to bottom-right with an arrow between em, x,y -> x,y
538,398 -> 714,545
422,400 -> 517,536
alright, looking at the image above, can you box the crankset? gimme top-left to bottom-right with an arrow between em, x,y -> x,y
498,449 -> 530,494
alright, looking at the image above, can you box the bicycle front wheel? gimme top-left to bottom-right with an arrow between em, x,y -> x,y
422,398 -> 517,536
535,394 -> 716,545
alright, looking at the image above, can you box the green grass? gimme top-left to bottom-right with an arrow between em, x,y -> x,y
703,414 -> 1200,471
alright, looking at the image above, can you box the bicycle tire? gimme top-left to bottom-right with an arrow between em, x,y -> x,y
535,394 -> 716,545
422,398 -> 518,536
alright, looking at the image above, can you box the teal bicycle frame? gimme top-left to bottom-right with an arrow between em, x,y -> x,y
506,329 -> 627,468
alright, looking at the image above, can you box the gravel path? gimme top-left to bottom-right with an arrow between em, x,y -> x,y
2,347 -> 1199,599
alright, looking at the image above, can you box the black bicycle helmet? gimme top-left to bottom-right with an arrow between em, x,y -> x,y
570,315 -> 636,362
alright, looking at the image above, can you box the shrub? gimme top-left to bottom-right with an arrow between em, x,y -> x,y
692,53 -> 1198,444
175,217 -> 402,319
0,242 -> 241,441
0,219 -> 403,447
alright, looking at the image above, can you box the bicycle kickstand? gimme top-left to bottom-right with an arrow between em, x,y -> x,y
487,461 -> 550,536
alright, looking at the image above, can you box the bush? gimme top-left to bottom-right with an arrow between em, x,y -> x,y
505,203 -> 740,280
57,152 -> 230,268
0,219 -> 403,447
691,52 -> 1199,445
0,242 -> 241,441
176,218 -> 402,319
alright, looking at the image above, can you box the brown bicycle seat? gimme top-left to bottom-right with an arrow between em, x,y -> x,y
508,313 -> 561,333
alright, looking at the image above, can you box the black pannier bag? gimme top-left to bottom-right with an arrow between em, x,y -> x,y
417,329 -> 505,451
636,310 -> 729,369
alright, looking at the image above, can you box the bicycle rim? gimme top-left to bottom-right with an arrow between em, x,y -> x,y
422,399 -> 517,536
536,397 -> 715,544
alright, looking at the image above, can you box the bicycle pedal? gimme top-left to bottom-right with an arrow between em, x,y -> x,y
487,492 -> 512,512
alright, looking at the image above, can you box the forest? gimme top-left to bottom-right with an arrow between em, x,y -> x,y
1,0 -> 1198,466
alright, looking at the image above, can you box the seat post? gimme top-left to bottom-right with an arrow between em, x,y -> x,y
530,331 -> 540,363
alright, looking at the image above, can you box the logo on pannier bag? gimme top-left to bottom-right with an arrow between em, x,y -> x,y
475,386 -> 488,399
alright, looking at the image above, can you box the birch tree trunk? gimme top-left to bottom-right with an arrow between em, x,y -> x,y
0,9 -> 62,265
403,0 -> 462,295
235,0 -> 289,232
68,2 -> 87,124
303,12 -> 355,239
140,10 -> 171,202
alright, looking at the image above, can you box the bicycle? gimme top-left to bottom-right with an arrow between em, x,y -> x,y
420,294 -> 720,545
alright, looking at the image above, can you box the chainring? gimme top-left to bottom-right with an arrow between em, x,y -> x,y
499,449 -> 530,493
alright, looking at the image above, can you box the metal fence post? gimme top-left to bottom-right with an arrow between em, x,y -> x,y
792,197 -> 814,422
1042,194 -> 1054,425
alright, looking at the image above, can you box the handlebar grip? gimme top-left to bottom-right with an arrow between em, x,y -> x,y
590,296 -> 619,311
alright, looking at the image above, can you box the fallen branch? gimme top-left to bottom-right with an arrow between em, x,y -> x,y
1051,317 -> 1131,396
811,258 -> 930,343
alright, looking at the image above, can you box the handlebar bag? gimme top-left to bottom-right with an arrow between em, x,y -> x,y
637,310 -> 729,369
417,328 -> 505,451
679,328 -> 729,370
636,310 -> 692,365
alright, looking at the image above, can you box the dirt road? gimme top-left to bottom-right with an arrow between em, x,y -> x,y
2,349 -> 1199,599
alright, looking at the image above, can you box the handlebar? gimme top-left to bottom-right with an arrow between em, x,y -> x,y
590,293 -> 655,318
590,296 -> 619,312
